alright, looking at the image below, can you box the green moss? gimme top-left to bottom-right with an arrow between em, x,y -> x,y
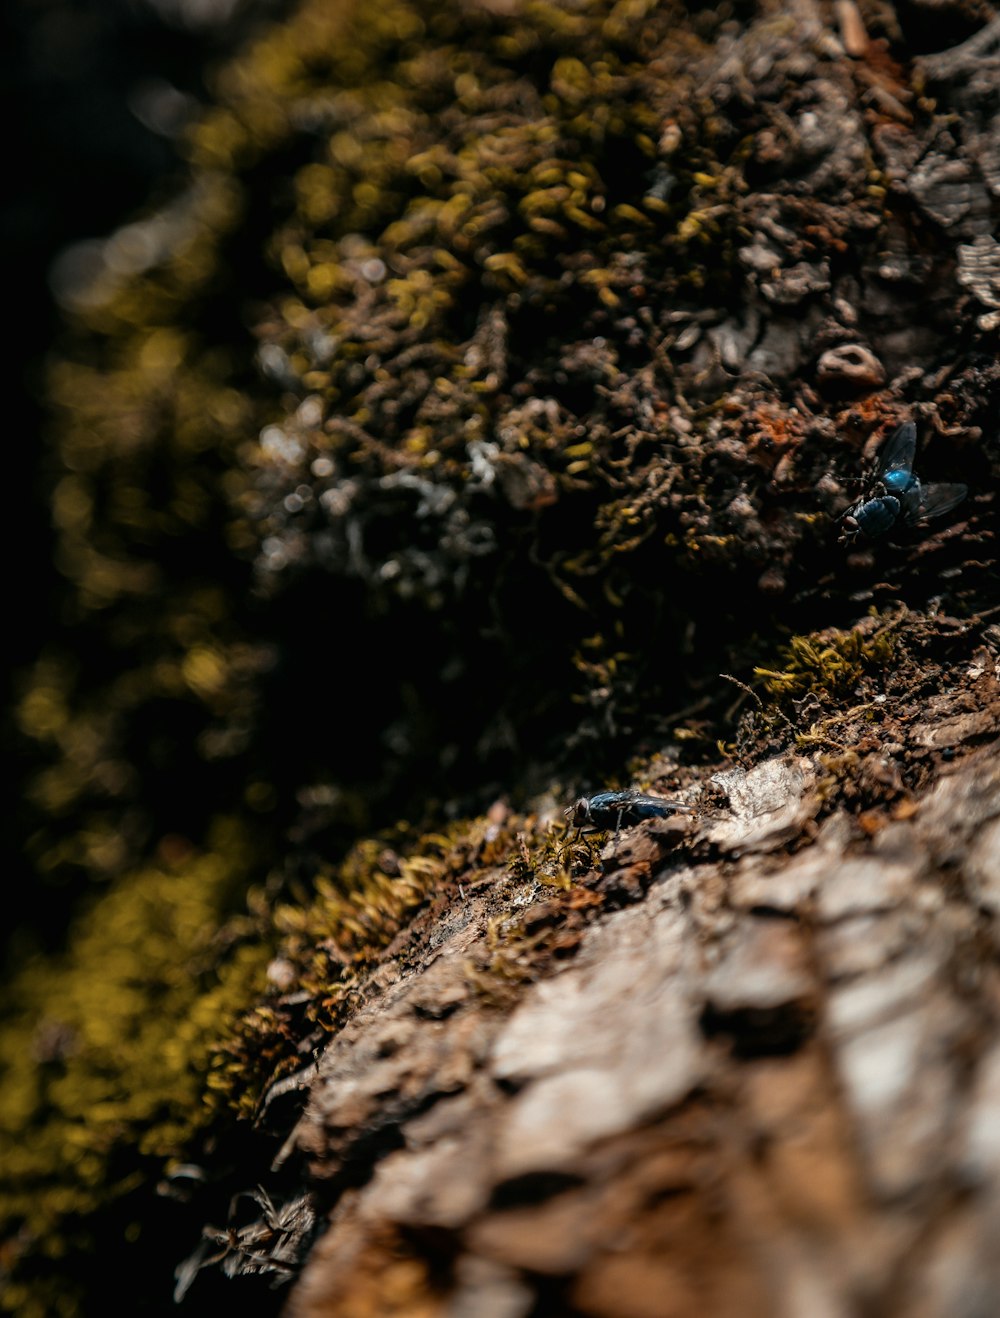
712,612 -> 907,764
0,822 -> 268,1311
23,0 -> 742,908
506,815 -> 597,887
0,804 -> 537,1312
753,612 -> 901,706
202,809 -> 534,1119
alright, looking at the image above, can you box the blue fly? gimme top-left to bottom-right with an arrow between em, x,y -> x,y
839,421 -> 967,544
566,789 -> 691,837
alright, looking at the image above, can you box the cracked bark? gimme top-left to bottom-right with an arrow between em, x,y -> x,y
265,657 -> 1000,1318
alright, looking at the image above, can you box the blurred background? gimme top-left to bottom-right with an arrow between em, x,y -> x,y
3,0 -> 287,964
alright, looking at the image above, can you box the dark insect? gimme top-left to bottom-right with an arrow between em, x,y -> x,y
838,421 -> 967,544
566,789 -> 691,837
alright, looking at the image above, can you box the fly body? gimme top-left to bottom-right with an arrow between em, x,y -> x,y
566,789 -> 691,836
839,421 -> 967,544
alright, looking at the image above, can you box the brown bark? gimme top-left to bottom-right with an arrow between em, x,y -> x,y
259,651 -> 1000,1317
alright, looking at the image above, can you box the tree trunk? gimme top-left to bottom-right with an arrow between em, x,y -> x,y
6,2 -> 1000,1315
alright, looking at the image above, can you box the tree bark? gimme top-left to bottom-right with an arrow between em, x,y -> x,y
269,708 -> 1000,1317
6,2 -> 1000,1315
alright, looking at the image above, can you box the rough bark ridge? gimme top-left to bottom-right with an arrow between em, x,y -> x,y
289,750 -> 987,1310
223,668 -> 1000,1318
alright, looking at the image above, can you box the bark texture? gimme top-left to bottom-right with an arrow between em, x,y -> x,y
268,688 -> 1000,1317
5,1 -> 1000,1315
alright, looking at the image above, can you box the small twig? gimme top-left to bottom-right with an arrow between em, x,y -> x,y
720,672 -> 760,723
719,673 -> 796,729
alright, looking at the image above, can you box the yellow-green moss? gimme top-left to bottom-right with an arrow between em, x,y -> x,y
714,612 -> 907,763
0,822 -> 267,1300
753,611 -> 901,705
0,803 -> 539,1312
23,0 -> 733,902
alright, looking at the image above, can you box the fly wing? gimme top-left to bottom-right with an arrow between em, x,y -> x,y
902,482 -> 968,525
628,794 -> 691,819
876,421 -> 916,482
